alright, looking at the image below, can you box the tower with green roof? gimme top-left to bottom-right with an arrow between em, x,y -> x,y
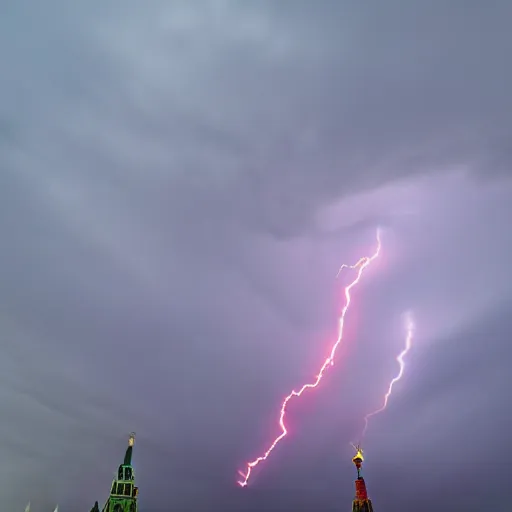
98,433 -> 138,512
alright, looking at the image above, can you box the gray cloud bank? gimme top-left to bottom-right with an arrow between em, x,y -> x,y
1,1 -> 511,510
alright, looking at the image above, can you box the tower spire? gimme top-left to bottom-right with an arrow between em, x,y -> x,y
351,445 -> 374,512
124,432 -> 135,465
92,433 -> 139,512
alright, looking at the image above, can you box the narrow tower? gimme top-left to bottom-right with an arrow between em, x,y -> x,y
100,433 -> 139,512
351,445 -> 374,512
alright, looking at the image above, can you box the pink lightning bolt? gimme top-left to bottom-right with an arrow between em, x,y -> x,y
237,229 -> 382,487
362,314 -> 414,437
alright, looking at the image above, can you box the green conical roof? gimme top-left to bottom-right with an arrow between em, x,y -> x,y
123,433 -> 135,465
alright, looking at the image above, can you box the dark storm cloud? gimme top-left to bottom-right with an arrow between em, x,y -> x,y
1,1 -> 511,511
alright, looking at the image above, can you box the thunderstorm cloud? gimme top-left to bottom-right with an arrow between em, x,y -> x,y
1,1 -> 511,511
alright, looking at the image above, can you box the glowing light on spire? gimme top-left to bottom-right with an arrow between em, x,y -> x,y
237,230 -> 382,486
362,313 -> 414,437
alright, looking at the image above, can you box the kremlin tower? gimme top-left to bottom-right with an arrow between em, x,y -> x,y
351,445 -> 374,512
92,433 -> 139,512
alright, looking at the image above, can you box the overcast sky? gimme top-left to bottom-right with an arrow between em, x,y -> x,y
1,1 -> 512,511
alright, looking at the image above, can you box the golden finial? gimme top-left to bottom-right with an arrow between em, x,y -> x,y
128,432 -> 136,447
351,443 -> 364,464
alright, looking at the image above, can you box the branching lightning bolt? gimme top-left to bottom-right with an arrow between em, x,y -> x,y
237,229 -> 382,487
362,314 -> 414,437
